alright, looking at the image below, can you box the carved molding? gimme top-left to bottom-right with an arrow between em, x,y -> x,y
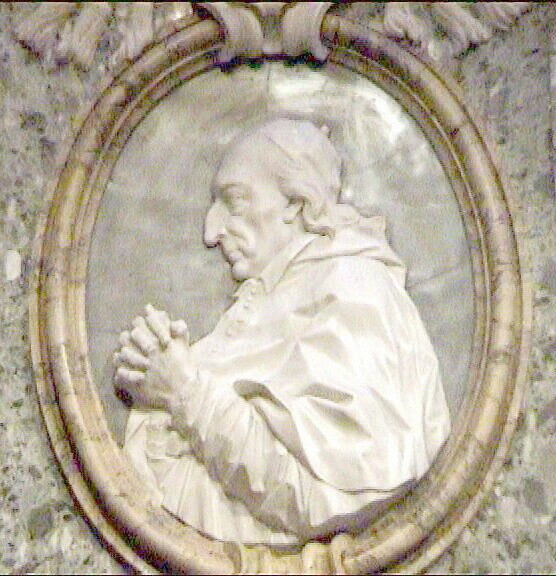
29,11 -> 531,574
13,2 -> 531,71
199,2 -> 332,61
375,1 -> 532,60
13,2 -> 195,70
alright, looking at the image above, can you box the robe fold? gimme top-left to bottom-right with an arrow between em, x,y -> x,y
124,216 -> 451,545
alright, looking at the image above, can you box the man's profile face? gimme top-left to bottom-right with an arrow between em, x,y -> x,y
204,142 -> 297,281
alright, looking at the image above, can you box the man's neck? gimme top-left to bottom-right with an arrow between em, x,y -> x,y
256,232 -> 318,293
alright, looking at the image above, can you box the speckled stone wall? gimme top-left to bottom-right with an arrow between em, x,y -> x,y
1,3 -> 555,574
429,4 -> 556,574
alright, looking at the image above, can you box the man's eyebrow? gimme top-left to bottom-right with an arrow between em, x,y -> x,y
210,182 -> 245,202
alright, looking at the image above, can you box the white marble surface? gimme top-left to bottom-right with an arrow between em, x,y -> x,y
87,62 -> 473,443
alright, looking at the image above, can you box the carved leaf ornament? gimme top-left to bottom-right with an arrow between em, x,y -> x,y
29,1 -> 531,574
15,2 -> 530,69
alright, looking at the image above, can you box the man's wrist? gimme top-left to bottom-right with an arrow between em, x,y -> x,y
167,367 -> 199,431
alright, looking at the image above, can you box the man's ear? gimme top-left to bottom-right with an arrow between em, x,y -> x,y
283,200 -> 303,223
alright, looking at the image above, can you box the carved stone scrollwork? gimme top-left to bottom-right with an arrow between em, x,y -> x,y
199,2 -> 333,62
14,2 -> 532,71
376,1 -> 531,60
198,2 -> 263,61
281,2 -> 332,61
14,1 -> 195,70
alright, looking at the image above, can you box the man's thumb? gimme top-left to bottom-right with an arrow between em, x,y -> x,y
170,319 -> 189,345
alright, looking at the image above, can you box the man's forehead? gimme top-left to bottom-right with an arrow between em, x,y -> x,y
213,163 -> 246,191
214,149 -> 265,187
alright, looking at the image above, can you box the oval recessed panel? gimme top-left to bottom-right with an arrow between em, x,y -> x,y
87,62 -> 474,444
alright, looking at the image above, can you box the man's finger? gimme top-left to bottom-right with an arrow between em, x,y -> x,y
118,330 -> 144,356
115,366 -> 145,387
170,319 -> 189,344
145,304 -> 171,347
130,321 -> 159,355
132,316 -> 151,332
114,346 -> 150,370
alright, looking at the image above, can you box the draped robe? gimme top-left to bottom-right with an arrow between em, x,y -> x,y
124,216 -> 451,545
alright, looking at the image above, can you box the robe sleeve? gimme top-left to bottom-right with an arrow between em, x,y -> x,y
169,255 -> 450,531
169,368 -> 330,535
243,256 -> 451,491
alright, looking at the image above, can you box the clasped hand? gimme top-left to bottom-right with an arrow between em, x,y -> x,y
113,304 -> 194,411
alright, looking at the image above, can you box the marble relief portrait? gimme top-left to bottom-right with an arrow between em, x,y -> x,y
30,6 -> 529,570
81,59 -> 471,545
83,61 -> 477,555
112,117 -> 451,544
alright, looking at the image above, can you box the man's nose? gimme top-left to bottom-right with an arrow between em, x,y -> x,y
204,202 -> 226,247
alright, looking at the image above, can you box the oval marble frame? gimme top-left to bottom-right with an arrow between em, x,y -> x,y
29,13 -> 531,575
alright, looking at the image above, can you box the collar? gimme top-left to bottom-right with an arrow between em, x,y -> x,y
233,233 -> 317,299
259,233 -> 317,292
233,215 -> 406,298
